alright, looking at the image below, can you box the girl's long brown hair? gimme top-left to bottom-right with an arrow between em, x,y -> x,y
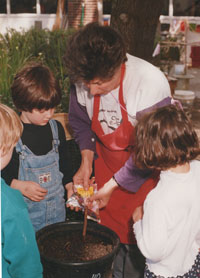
134,105 -> 200,170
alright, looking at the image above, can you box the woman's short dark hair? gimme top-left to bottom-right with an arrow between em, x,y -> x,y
11,62 -> 61,112
134,105 -> 200,170
64,22 -> 127,83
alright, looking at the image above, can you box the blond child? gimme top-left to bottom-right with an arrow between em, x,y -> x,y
1,103 -> 43,278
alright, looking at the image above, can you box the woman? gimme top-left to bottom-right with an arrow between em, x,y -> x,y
64,22 -> 172,278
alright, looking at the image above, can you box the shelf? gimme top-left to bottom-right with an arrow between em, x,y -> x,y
160,41 -> 200,47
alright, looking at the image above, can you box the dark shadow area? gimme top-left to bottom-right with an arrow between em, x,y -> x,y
0,0 -> 6,13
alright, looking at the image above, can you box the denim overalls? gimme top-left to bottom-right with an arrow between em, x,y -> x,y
16,119 -> 66,232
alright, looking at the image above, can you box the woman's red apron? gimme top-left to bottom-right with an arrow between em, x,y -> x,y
91,64 -> 159,244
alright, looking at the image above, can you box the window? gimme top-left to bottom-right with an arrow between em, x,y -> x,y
162,0 -> 200,17
161,0 -> 169,16
0,0 -> 6,13
103,0 -> 112,14
10,0 -> 36,13
173,0 -> 200,16
0,0 -> 63,14
40,0 -> 58,14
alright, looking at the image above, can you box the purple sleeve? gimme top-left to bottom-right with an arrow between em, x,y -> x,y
114,97 -> 172,192
68,85 -> 97,154
136,97 -> 172,120
114,156 -> 153,192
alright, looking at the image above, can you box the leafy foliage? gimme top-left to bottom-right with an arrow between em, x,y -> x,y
0,27 -> 75,112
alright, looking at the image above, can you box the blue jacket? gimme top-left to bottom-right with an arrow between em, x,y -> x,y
1,178 -> 43,278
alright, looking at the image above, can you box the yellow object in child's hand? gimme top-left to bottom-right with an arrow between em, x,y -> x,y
76,186 -> 94,198
67,182 -> 100,221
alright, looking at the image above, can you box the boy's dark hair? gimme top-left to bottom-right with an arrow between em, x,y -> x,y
134,105 -> 200,170
11,62 -> 61,112
64,22 -> 127,83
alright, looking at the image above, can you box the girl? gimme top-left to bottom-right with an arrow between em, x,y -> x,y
132,105 -> 200,278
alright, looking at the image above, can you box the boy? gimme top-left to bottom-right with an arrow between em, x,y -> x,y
1,103 -> 43,278
2,62 -> 73,231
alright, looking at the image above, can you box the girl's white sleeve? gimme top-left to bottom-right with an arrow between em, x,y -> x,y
133,198 -> 168,262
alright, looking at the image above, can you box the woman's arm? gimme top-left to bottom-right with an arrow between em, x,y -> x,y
68,85 -> 97,188
114,96 -> 172,192
114,156 -> 153,192
69,85 -> 97,154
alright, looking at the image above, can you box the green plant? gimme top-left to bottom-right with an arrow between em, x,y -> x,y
0,29 -> 33,108
0,27 -> 75,112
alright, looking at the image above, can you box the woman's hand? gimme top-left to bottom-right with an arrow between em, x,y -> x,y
89,177 -> 118,209
73,149 -> 94,189
132,206 -> 143,223
11,179 -> 47,202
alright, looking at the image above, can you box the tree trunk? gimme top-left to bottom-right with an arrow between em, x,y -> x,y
53,0 -> 67,30
110,0 -> 164,62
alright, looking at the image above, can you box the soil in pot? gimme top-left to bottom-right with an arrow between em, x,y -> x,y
39,230 -> 113,262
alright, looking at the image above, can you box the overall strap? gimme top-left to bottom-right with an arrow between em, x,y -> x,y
49,119 -> 60,151
15,138 -> 24,154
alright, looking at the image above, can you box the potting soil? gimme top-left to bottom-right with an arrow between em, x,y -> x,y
39,230 -> 113,262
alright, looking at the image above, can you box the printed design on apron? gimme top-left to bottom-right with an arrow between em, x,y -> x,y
92,64 -> 134,152
91,64 -> 158,244
16,119 -> 66,231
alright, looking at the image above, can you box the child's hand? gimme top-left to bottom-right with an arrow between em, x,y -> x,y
65,182 -> 74,199
132,206 -> 143,223
11,179 -> 47,201
89,177 -> 118,209
24,181 -> 48,201
65,182 -> 81,212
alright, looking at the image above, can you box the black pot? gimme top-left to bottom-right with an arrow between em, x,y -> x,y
36,221 -> 120,278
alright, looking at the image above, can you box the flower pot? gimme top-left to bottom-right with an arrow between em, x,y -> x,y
174,64 -> 185,75
174,90 -> 195,108
36,221 -> 120,278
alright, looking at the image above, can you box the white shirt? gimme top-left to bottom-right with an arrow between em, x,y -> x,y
75,54 -> 171,134
133,160 -> 200,276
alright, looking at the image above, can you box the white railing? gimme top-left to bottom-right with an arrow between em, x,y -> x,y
0,0 -> 57,34
0,14 -> 57,34
160,15 -> 200,25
